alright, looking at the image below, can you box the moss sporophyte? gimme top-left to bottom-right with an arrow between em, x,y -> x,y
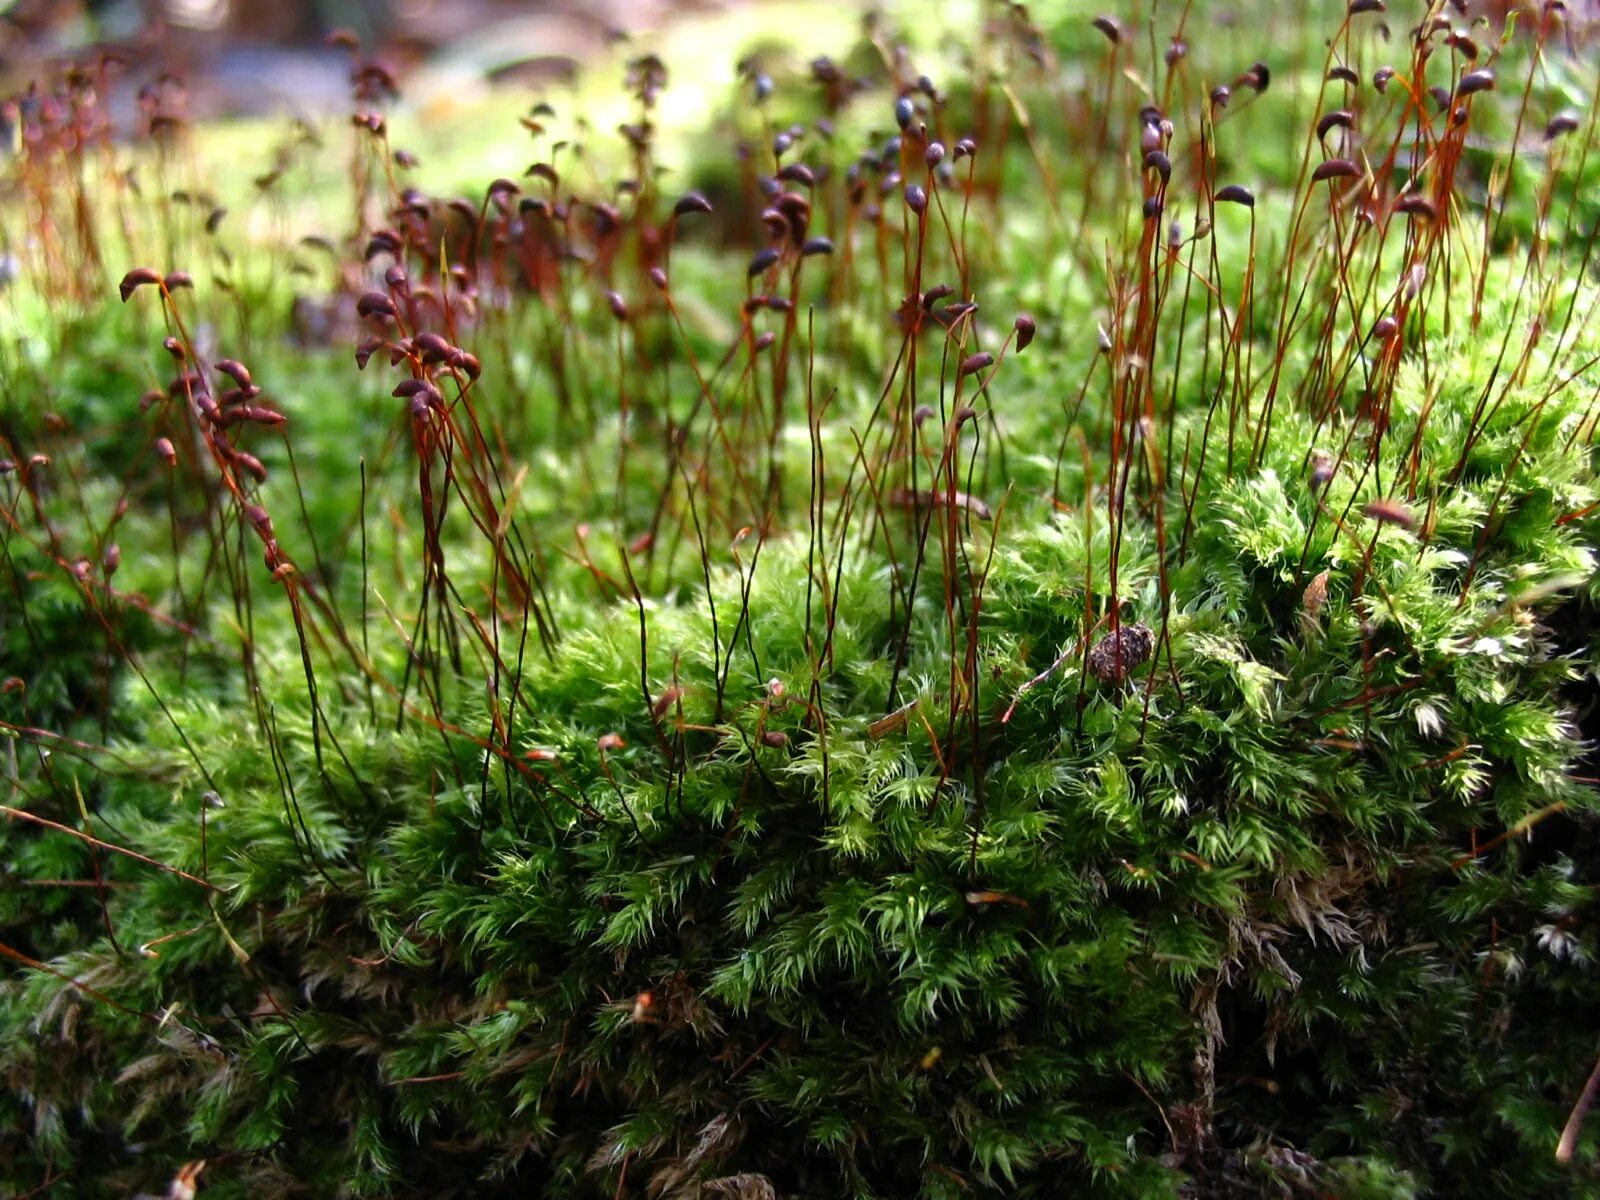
1,1 -> 1599,1196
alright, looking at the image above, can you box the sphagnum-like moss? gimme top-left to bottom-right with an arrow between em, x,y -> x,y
2,1 -> 1599,1197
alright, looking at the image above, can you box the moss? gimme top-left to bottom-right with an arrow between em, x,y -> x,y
1,1 -> 1599,1197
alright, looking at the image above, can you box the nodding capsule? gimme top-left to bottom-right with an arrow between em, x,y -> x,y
118,267 -> 162,302
606,291 -> 628,321
1348,0 -> 1385,14
649,266 -> 668,290
772,131 -> 793,158
1428,85 -> 1452,112
1311,158 -> 1360,182
1327,65 -> 1360,86
233,451 -> 268,483
924,141 -> 945,168
1316,110 -> 1355,141
1395,194 -> 1437,220
1456,69 -> 1495,98
1238,61 -> 1270,92
1091,14 -> 1122,43
1545,113 -> 1581,141
776,162 -> 815,187
894,95 -> 915,130
162,336 -> 185,362
1165,38 -> 1187,66
1373,314 -> 1400,341
800,236 -> 834,257
393,379 -> 443,408
953,404 -> 978,425
356,291 -> 398,320
752,331 -> 776,353
1214,184 -> 1256,208
760,207 -> 790,239
1143,150 -> 1171,182
1373,66 -> 1395,92
922,283 -> 954,311
163,271 -> 193,291
215,359 -> 252,389
524,163 -> 559,188
958,352 -> 994,379
1210,85 -> 1231,108
412,332 -> 454,364
760,730 -> 789,748
154,437 -> 177,466
673,190 -> 713,217
954,137 -> 977,159
1142,195 -> 1164,219
1013,314 -> 1036,352
913,404 -> 936,427
904,184 -> 928,213
748,247 -> 781,276
1363,498 -> 1416,530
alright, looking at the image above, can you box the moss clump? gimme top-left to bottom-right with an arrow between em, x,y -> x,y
2,2 -> 1599,1197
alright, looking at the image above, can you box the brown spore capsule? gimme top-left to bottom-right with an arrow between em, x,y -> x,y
1545,114 -> 1580,141
673,191 -> 713,218
1312,158 -> 1360,182
1316,110 -> 1355,141
1363,498 -> 1416,530
959,352 -> 993,379
118,267 -> 162,302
